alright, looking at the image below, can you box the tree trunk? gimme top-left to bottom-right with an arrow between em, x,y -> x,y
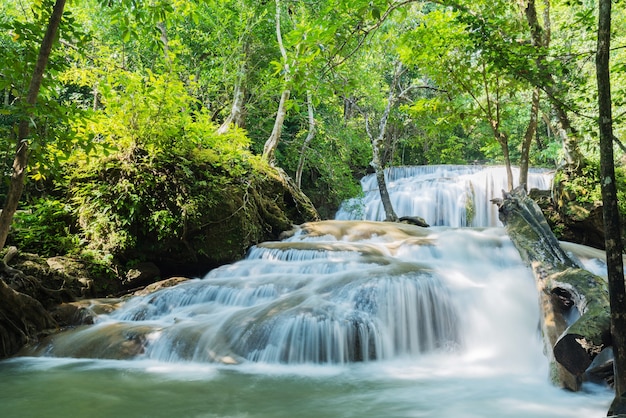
218,56 -> 247,134
520,87 -> 540,189
481,61 -> 513,191
596,0 -> 626,414
0,0 -> 67,251
262,0 -> 290,166
497,130 -> 514,191
371,141 -> 397,222
553,104 -> 584,169
295,90 -> 315,188
366,110 -> 397,222
263,89 -> 290,165
364,61 -> 403,223
493,187 -> 612,391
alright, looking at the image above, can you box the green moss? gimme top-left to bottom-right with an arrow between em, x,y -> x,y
65,146 -> 314,269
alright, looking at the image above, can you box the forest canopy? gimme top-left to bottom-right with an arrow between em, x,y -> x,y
0,0 -> 625,266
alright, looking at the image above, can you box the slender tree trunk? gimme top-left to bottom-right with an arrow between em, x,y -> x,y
262,0 -> 290,165
553,104 -> 584,168
494,129 -> 514,191
0,0 -> 66,251
365,61 -> 402,222
523,0 -> 584,171
218,65 -> 247,134
367,110 -> 397,222
596,0 -> 626,414
520,87 -> 540,189
479,62 -> 513,190
295,90 -> 315,188
157,22 -> 171,66
263,89 -> 290,165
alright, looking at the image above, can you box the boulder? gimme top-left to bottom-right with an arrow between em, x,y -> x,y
398,216 -> 430,227
123,262 -> 161,289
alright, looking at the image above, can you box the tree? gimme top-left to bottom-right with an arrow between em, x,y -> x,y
399,5 -> 522,189
262,0 -> 292,165
521,0 -> 585,173
211,0 -> 267,134
364,60 -> 403,222
596,0 -> 626,414
295,90 -> 316,188
0,0 -> 67,252
518,0 -> 549,189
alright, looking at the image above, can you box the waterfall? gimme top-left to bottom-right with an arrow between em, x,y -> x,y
22,165 -> 556,365
6,165 -> 613,418
335,165 -> 554,226
27,221 -> 466,364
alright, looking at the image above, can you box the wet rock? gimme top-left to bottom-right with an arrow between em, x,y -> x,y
124,262 -> 161,289
132,276 -> 189,296
49,302 -> 100,326
398,216 -> 430,227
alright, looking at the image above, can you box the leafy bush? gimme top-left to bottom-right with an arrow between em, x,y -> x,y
64,68 -> 270,263
9,198 -> 81,257
554,160 -> 626,217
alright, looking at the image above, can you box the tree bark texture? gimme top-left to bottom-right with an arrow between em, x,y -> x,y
263,88 -> 290,165
493,187 -> 612,391
218,58 -> 247,134
367,113 -> 397,222
596,0 -> 626,414
365,61 -> 403,223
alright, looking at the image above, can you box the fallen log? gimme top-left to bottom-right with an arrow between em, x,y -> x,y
492,186 -> 611,391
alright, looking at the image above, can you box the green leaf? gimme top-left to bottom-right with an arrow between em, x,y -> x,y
371,7 -> 381,21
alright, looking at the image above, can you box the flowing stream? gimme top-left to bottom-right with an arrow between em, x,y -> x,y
0,165 -> 613,417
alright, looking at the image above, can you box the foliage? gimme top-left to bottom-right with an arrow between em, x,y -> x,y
555,161 -> 626,217
65,68 -> 263,261
1,0 -> 625,268
281,109 -> 370,217
8,198 -> 80,257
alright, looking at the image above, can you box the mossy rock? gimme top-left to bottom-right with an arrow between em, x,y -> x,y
70,150 -> 319,275
141,167 -> 319,272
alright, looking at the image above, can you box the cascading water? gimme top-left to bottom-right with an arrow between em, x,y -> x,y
22,222 -> 460,364
336,165 -> 554,226
0,165 -> 613,418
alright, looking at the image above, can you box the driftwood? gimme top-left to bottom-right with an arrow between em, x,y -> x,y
492,186 -> 611,391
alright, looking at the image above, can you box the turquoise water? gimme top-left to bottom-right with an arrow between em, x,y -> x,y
0,356 -> 612,418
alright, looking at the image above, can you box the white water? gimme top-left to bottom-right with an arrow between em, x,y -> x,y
336,165 -> 554,226
0,165 -> 613,417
